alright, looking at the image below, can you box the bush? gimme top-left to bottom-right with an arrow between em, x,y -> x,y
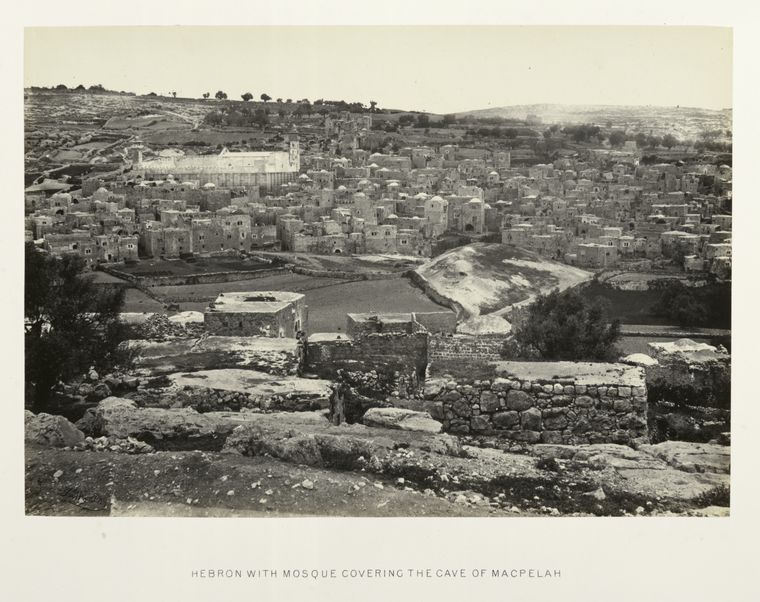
512,288 -> 621,361
651,281 -> 719,327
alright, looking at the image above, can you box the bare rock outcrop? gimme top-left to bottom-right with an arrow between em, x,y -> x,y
25,411 -> 85,448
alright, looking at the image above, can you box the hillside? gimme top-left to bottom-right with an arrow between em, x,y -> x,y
416,243 -> 592,334
456,103 -> 731,140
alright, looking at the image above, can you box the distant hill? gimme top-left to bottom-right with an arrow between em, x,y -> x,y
455,103 -> 731,141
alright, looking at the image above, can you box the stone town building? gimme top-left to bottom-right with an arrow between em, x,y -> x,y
136,135 -> 300,190
204,291 -> 308,338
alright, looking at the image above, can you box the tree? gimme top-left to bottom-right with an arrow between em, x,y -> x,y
512,288 -> 621,361
215,90 -> 228,100
241,92 -> 253,102
171,91 -> 177,98
635,132 -> 648,148
608,130 -> 627,147
253,108 -> 269,128
369,100 -> 378,112
55,84 -> 68,91
415,113 -> 431,128
652,281 -> 709,327
260,93 -> 271,103
25,244 -> 129,412
662,134 -> 678,149
276,98 -> 283,103
202,92 -> 210,99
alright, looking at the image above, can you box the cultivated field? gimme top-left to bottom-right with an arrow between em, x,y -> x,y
153,273 -> 445,332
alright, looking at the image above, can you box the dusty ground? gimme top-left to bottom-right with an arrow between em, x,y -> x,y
25,431 -> 729,518
25,446 -> 520,517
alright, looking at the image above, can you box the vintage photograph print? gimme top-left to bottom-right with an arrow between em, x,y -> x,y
23,25 -> 731,518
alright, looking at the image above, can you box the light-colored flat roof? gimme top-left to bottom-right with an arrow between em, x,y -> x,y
206,291 -> 304,314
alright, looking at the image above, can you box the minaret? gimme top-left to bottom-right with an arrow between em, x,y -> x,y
287,130 -> 300,170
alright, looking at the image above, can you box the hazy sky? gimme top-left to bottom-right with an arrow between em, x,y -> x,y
25,26 -> 732,113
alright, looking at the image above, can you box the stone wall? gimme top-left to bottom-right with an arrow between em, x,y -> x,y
641,339 -> 731,443
423,361 -> 648,445
427,334 -> 509,378
305,332 -> 428,396
128,267 -> 289,288
145,385 -> 328,414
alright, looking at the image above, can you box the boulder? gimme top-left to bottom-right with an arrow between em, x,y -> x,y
25,411 -> 85,448
90,396 -> 225,449
362,407 -> 443,433
92,383 -> 112,400
638,441 -> 730,474
622,353 -> 658,367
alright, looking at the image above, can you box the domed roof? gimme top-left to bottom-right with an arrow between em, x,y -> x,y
386,214 -> 398,219
95,186 -> 108,194
337,185 -> 347,191
468,197 -> 483,204
298,173 -> 310,179
202,182 -> 216,189
388,182 -> 399,187
430,195 -> 443,202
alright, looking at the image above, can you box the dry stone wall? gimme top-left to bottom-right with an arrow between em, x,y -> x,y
423,361 -> 648,445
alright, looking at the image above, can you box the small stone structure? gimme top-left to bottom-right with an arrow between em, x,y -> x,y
646,339 -> 731,409
204,291 -> 307,338
423,361 -> 648,445
637,339 -> 731,442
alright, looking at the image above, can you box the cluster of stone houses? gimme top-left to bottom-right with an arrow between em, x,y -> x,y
24,133 -> 731,278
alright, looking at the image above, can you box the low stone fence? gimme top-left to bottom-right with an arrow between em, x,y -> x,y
423,361 -> 648,445
291,265 -> 401,281
406,270 -> 467,320
136,267 -> 289,288
144,385 -> 329,414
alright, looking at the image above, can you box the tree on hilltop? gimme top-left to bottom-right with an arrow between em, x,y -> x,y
260,93 -> 271,103
215,90 -> 228,100
241,92 -> 253,102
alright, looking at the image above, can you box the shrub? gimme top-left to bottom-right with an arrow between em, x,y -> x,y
512,288 -> 621,361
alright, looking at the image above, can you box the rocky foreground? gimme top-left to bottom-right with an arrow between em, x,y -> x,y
25,400 -> 729,517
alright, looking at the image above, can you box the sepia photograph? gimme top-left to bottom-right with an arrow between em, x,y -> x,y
6,2 -> 760,600
21,24 -> 733,519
